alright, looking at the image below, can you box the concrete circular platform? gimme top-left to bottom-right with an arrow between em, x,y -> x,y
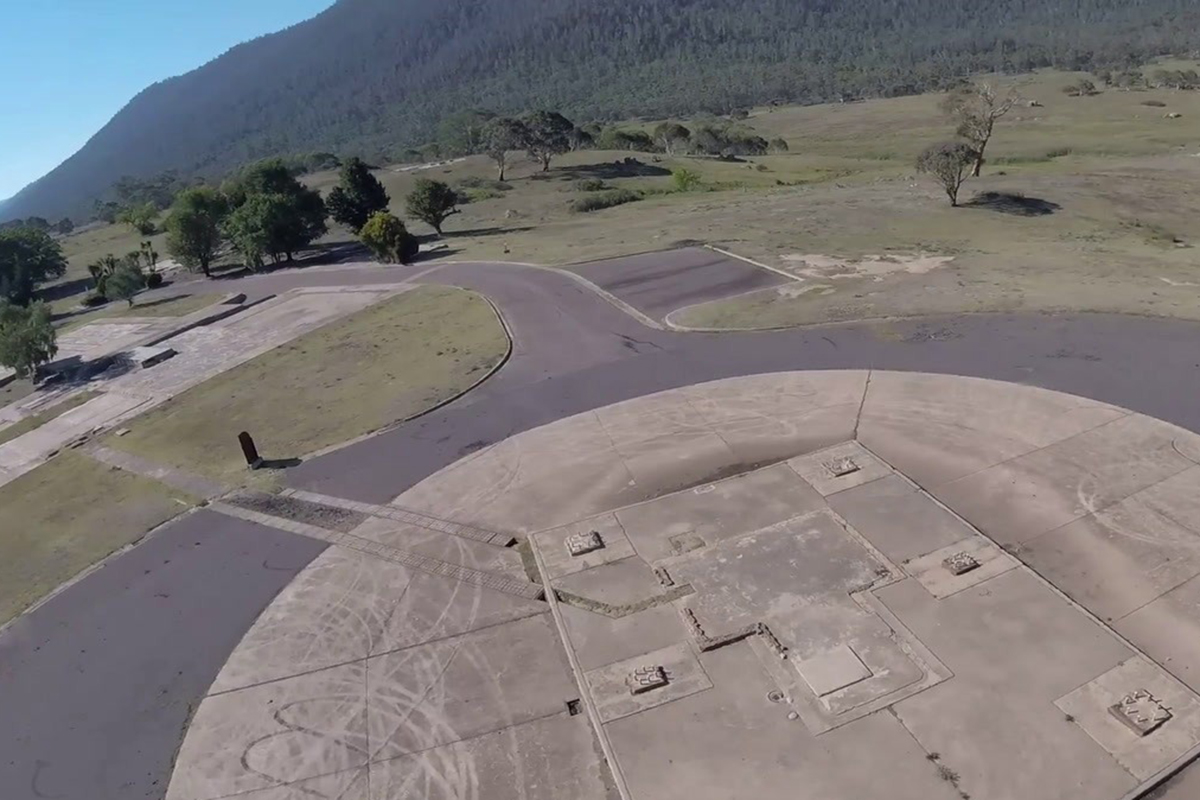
166,370 -> 1200,800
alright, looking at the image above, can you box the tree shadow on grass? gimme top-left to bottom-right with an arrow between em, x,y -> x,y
443,226 -> 536,238
208,240 -> 374,281
557,160 -> 672,180
37,277 -> 94,304
963,191 -> 1061,216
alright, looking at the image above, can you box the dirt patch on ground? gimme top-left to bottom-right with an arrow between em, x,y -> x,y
780,253 -> 956,281
226,492 -> 367,532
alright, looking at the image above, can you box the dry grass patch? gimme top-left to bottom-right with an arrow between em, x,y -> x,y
0,451 -> 194,624
108,285 -> 508,480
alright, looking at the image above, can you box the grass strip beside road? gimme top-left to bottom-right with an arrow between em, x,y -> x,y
108,285 -> 509,481
0,450 -> 195,625
0,391 -> 99,447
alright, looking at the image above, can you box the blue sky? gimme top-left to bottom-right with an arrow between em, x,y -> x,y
0,0 -> 334,202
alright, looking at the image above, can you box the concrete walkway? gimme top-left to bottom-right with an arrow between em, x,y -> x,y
0,284 -> 410,491
84,443 -> 227,499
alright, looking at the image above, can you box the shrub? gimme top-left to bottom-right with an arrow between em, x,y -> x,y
359,212 -> 420,264
767,137 -> 790,154
145,272 -> 164,289
457,176 -> 512,191
1063,79 -> 1099,97
575,178 -> 608,192
461,187 -> 504,203
671,168 -> 703,192
569,189 -> 642,213
916,141 -> 979,206
105,261 -> 146,306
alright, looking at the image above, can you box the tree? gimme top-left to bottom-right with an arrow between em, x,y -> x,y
359,212 -> 419,264
482,117 -> 527,181
105,260 -> 145,307
0,301 -> 57,381
165,187 -> 228,277
940,82 -> 1019,176
86,254 -> 121,297
116,202 -> 158,235
522,110 -> 574,171
326,157 -> 390,232
222,160 -> 327,266
223,158 -> 306,206
690,125 -> 726,155
55,218 -> 75,235
596,127 -> 655,151
567,127 -> 594,152
224,191 -> 326,268
916,142 -> 979,207
93,200 -> 121,224
437,109 -> 496,156
0,227 -> 68,305
405,179 -> 460,235
223,196 -> 275,271
653,122 -> 691,155
139,240 -> 159,270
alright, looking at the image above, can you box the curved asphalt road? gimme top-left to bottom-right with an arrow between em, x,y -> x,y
4,259 -> 1200,800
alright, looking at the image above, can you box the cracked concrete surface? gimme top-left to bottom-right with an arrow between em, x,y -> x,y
165,371 -> 1200,800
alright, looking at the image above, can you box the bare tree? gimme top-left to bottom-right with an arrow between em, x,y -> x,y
652,122 -> 691,155
940,81 -> 1019,177
916,142 -> 979,207
482,118 -> 528,181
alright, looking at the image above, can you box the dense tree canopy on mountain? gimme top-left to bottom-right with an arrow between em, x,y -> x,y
4,0 -> 1198,221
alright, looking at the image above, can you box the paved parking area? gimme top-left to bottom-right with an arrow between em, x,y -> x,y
571,247 -> 789,323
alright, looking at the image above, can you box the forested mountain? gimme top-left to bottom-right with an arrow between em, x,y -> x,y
6,0 -> 1199,220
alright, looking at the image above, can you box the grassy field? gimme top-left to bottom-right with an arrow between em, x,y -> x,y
0,450 -> 194,625
59,222 -> 168,283
0,379 -> 36,412
0,391 -> 98,446
308,64 -> 1200,326
107,285 -> 508,481
57,62 -> 1200,327
58,292 -> 220,333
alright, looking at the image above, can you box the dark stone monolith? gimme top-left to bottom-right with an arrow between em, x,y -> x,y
238,432 -> 262,469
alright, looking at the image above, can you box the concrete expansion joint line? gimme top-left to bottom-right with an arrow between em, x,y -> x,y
527,535 -> 635,800
853,369 -> 873,440
857,440 -> 1195,728
934,409 -> 1138,489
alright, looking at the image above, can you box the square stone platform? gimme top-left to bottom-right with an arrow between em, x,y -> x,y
533,441 -> 1200,800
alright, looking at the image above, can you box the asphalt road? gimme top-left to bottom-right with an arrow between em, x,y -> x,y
6,255 -> 1200,800
0,512 -> 326,800
571,246 -> 787,322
